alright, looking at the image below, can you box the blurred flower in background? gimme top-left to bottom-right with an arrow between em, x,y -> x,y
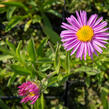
18,81 -> 40,104
60,10 -> 109,60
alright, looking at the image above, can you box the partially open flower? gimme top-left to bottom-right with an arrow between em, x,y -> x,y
60,10 -> 109,60
18,81 -> 40,104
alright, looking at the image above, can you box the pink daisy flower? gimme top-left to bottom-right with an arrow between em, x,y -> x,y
18,81 -> 40,104
60,10 -> 109,60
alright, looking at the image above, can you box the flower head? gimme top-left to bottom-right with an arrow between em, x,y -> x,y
18,81 -> 40,104
60,11 -> 109,60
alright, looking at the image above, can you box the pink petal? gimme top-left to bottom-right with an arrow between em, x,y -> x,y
76,11 -> 83,27
93,21 -> 107,31
84,43 -> 87,60
60,30 -> 76,38
87,14 -> 98,26
93,17 -> 103,27
66,17 -> 79,30
97,40 -> 108,44
80,10 -> 84,25
94,28 -> 109,34
76,42 -> 84,59
92,41 -> 103,53
70,42 -> 81,55
87,42 -> 91,56
83,11 -> 87,25
31,96 -> 39,104
70,15 -> 81,28
63,39 -> 77,47
61,36 -> 76,42
93,40 -> 106,48
66,40 -> 80,51
61,22 -> 77,31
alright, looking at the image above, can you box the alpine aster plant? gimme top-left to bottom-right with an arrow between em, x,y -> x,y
18,81 -> 40,104
60,10 -> 109,60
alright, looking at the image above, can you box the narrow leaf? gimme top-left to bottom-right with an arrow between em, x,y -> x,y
6,6 -> 16,20
37,38 -> 47,57
11,65 -> 31,75
6,39 -> 16,53
42,14 -> 60,44
16,40 -> 22,58
27,38 -> 37,62
7,73 -> 16,86
47,9 -> 62,18
0,55 -> 13,61
5,16 -> 23,32
24,20 -> 32,32
65,51 -> 70,74
41,93 -> 44,109
0,1 -> 29,12
0,99 -> 9,109
54,43 -> 60,73
101,88 -> 109,109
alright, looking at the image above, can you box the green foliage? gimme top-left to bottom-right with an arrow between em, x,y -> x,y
27,38 -> 37,62
0,0 -> 109,109
42,14 -> 61,44
0,99 -> 9,109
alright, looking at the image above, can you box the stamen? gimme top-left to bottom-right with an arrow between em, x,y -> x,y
76,26 -> 94,42
29,92 -> 35,97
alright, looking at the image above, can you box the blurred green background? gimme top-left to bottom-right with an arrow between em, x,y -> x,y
0,0 -> 109,109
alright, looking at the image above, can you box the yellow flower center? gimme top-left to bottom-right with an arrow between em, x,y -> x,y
29,92 -> 35,97
76,26 -> 94,42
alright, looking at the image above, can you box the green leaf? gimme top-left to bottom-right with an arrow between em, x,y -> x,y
54,43 -> 60,73
41,93 -> 44,109
42,0 -> 58,10
85,76 -> 90,88
6,6 -> 16,20
58,73 -> 69,85
7,73 -> 16,86
101,88 -> 109,109
74,66 -> 100,76
27,38 -> 37,62
39,64 -> 51,72
0,55 -> 13,61
36,58 -> 53,64
38,72 -> 47,78
35,98 -> 41,109
0,99 -> 9,109
48,76 -> 58,87
22,104 -> 29,109
6,39 -> 16,53
47,9 -> 62,18
0,46 -> 10,55
32,15 -> 41,24
24,20 -> 32,32
5,15 -> 24,32
11,65 -> 31,75
0,69 -> 12,78
57,73 -> 63,81
16,40 -> 22,58
42,14 -> 60,44
0,1 -> 29,12
37,38 -> 47,57
34,93 -> 45,109
0,7 -> 7,14
65,52 -> 70,74
88,102 -> 97,109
